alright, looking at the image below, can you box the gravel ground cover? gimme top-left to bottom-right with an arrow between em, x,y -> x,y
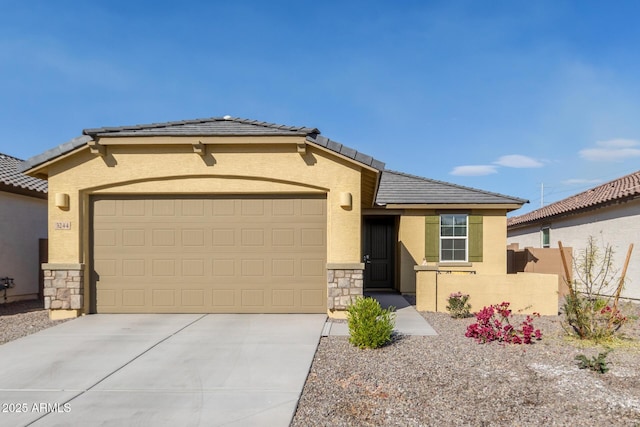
0,300 -> 70,345
2,299 -> 639,426
293,301 -> 640,427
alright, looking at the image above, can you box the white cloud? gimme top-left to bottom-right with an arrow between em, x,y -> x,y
493,154 -> 543,168
450,165 -> 498,176
562,178 -> 602,185
579,139 -> 640,162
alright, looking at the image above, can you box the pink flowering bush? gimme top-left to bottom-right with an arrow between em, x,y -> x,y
465,302 -> 542,344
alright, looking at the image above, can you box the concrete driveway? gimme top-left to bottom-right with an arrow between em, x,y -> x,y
0,313 -> 326,427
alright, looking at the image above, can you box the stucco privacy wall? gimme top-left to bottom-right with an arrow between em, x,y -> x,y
0,192 -> 47,302
415,268 -> 558,316
398,209 -> 510,294
44,136 -> 364,314
507,201 -> 640,300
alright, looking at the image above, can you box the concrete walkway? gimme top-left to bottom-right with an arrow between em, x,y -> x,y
0,313 -> 326,427
322,293 -> 437,336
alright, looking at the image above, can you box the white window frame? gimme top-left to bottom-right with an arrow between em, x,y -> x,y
439,214 -> 468,262
541,226 -> 550,248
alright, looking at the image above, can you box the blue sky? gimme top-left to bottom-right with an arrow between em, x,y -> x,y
2,1 -> 640,216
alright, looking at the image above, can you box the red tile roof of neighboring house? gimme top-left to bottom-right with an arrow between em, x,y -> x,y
0,153 -> 47,194
508,170 -> 640,228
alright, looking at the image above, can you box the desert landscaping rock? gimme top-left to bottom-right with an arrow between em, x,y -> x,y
0,300 -> 70,345
2,299 -> 639,426
293,304 -> 640,426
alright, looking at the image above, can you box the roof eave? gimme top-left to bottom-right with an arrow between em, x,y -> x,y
0,182 -> 47,199
382,203 -> 525,210
508,195 -> 640,229
21,145 -> 89,178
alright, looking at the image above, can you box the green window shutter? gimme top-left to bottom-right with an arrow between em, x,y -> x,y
468,215 -> 483,262
425,215 -> 439,262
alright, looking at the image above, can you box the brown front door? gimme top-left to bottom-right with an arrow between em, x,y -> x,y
363,217 -> 395,289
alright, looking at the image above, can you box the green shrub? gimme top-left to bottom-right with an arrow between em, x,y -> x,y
575,351 -> 610,374
446,292 -> 472,318
346,297 -> 396,349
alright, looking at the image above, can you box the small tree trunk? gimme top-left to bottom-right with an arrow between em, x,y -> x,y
608,244 -> 633,330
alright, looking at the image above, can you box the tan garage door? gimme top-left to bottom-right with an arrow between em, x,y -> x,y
91,195 -> 327,313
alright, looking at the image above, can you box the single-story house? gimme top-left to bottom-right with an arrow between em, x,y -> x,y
21,116 -> 541,319
507,170 -> 640,301
0,153 -> 48,302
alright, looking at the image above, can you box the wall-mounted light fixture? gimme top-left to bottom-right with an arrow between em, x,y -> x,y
55,193 -> 70,209
339,192 -> 352,209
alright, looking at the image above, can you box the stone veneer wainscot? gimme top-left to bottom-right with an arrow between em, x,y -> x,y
42,263 -> 84,317
327,263 -> 364,311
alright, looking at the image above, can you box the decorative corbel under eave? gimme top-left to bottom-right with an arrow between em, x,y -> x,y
87,140 -> 106,157
297,142 -> 307,155
193,141 -> 206,156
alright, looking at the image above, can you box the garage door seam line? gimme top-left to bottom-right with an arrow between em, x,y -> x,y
25,314 -> 209,426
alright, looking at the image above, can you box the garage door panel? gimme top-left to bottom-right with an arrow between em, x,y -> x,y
122,289 -> 145,307
152,289 -> 175,306
92,196 -> 327,313
212,289 -> 236,307
182,229 -> 205,246
152,199 -> 176,216
122,199 -> 145,216
301,289 -> 324,307
212,199 -> 236,216
181,289 -> 205,306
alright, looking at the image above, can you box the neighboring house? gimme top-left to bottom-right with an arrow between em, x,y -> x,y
0,153 -> 48,303
20,116 -> 531,319
507,170 -> 640,301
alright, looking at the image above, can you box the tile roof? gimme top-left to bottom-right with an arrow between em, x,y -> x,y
376,170 -> 527,205
83,116 -> 319,137
20,116 -> 385,172
508,169 -> 640,227
306,134 -> 385,171
18,135 -> 92,173
0,153 -> 47,194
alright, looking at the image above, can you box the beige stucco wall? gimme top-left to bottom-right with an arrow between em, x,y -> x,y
478,210 -> 508,274
398,213 -> 426,293
507,200 -> 640,300
397,209 -> 510,293
416,268 -> 558,315
45,136 -> 363,266
0,191 -> 47,301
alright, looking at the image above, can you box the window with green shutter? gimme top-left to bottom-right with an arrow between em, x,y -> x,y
424,215 -> 439,262
468,215 -> 483,262
425,214 -> 483,263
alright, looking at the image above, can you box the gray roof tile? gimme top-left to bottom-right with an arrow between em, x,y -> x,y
0,153 -> 47,194
304,134 -> 385,171
326,139 -> 343,153
339,145 -> 357,159
354,152 -> 374,165
19,135 -> 92,172
83,116 -> 319,137
22,116 -> 385,173
376,170 -> 527,205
